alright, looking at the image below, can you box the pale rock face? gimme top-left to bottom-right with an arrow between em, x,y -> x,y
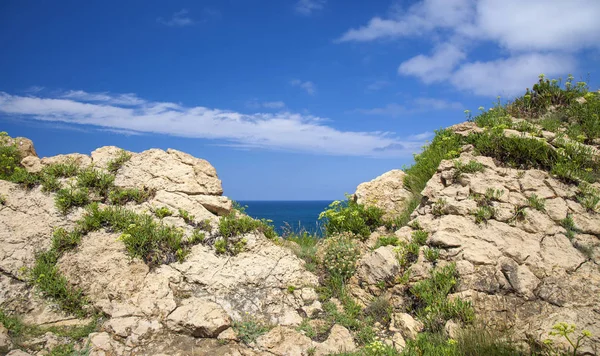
314,325 -> 356,356
5,136 -> 37,159
409,149 -> 600,350
353,169 -> 414,219
392,313 -> 424,340
6,350 -> 33,356
355,246 -> 400,285
256,326 -> 313,356
166,299 -> 231,338
0,324 -> 12,354
90,146 -> 130,169
41,153 -> 93,168
115,148 -> 223,196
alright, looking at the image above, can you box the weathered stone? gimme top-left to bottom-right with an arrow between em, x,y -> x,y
167,299 -> 231,338
392,313 -> 423,340
5,135 -> 37,159
90,146 -> 131,169
115,148 -> 223,195
217,327 -> 238,341
256,326 -> 313,356
356,246 -> 400,285
314,325 -> 356,355
500,257 -> 540,300
0,324 -> 12,354
353,169 -> 414,219
41,153 -> 92,168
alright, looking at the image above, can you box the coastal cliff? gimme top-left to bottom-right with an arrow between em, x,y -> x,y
1,78 -> 599,355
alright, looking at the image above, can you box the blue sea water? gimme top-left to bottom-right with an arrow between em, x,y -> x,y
238,200 -> 332,235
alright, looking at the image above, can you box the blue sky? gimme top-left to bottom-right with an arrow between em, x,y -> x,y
1,0 -> 599,200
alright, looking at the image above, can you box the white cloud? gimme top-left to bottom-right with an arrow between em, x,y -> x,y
398,43 -> 465,83
0,90 -> 431,158
412,97 -> 463,110
157,9 -> 194,27
61,90 -> 145,106
338,0 -> 600,97
355,103 -> 407,117
450,53 -> 576,97
291,80 -> 317,95
295,0 -> 326,15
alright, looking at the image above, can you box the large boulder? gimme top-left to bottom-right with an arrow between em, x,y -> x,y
353,169 -> 413,219
166,299 -> 231,338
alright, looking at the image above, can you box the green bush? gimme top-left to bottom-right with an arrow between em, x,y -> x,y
364,296 -> 393,325
374,236 -> 401,249
474,206 -> 495,224
0,133 -> 21,180
10,167 -> 40,189
319,197 -> 385,240
577,183 -> 600,212
41,162 -> 80,178
178,208 -> 195,224
322,234 -> 360,286
219,213 -> 276,240
284,229 -> 319,272
55,187 -> 90,214
409,264 -> 474,332
153,206 -> 173,219
51,228 -> 82,255
423,247 -> 440,262
76,167 -> 114,196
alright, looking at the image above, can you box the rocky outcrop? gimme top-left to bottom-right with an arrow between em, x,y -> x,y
353,169 -> 413,219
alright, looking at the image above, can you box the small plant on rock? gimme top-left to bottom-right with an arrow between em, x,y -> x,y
55,187 -> 90,214
577,182 -> 599,213
485,188 -> 504,202
423,247 -> 440,262
233,315 -> 271,345
527,194 -> 546,211
76,167 -> 114,196
178,208 -> 195,224
543,322 -> 592,356
106,150 -> 132,173
0,194 -> 5,205
561,214 -> 578,240
188,229 -> 205,245
318,196 -> 385,240
432,198 -> 448,217
364,296 -> 393,326
374,236 -> 401,248
108,187 -> 153,205
154,206 -> 173,219
474,206 -> 495,224
509,205 -> 528,224
453,160 -> 485,179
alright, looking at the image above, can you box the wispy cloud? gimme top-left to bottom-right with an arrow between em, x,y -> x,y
295,0 -> 326,15
291,80 -> 316,95
337,0 -> 600,97
0,90 -> 431,158
61,90 -> 145,106
157,9 -> 194,27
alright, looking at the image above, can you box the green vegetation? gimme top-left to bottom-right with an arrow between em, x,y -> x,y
178,208 -> 195,224
408,264 -> 474,332
323,294 -> 377,346
374,236 -> 401,249
106,149 -> 132,173
283,227 -> 319,272
319,197 -> 385,240
55,187 -> 90,214
577,182 -> 599,213
423,247 -> 440,262
560,214 -> 578,240
509,206 -> 528,224
453,160 -> 486,179
527,194 -> 546,212
0,193 -> 5,205
153,206 -> 173,219
321,234 -> 360,296
432,198 -> 447,216
108,186 -> 153,205
76,167 -> 114,197
474,206 -> 495,224
213,212 -> 276,255
364,296 -> 393,325
232,315 -> 271,344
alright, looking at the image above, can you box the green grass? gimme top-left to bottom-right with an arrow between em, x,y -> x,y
577,182 -> 600,213
403,129 -> 464,195
76,167 -> 114,196
284,229 -> 319,272
560,214 -> 578,240
423,247 -> 440,262
374,236 -> 402,249
29,250 -> 88,316
474,206 -> 495,224
319,197 -> 385,240
153,206 -> 173,219
409,264 -> 474,332
108,186 -> 152,205
432,198 -> 447,217
219,212 -> 276,239
453,160 -> 486,179
106,149 -> 132,173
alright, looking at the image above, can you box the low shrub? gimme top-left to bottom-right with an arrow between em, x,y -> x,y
374,236 -> 401,249
232,315 -> 271,345
319,197 -> 385,240
409,264 -> 474,332
153,206 -> 173,219
108,186 -> 152,205
453,160 -> 485,179
76,167 -> 114,196
364,296 -> 393,326
219,213 -> 276,239
527,194 -> 546,212
55,187 -> 90,214
322,234 -> 360,287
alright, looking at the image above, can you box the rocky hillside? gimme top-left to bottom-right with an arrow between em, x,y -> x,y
1,76 -> 599,355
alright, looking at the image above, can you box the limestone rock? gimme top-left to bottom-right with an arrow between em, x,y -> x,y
90,146 -> 130,169
0,324 -> 12,354
314,325 -> 356,355
5,135 -> 37,159
256,326 -> 313,356
41,153 -> 92,168
166,299 -> 231,338
6,350 -> 33,356
353,169 -> 413,219
392,313 -> 423,340
115,148 -> 223,196
217,327 -> 238,341
356,246 -> 400,285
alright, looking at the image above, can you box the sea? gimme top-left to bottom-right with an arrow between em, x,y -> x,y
238,200 -> 332,235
